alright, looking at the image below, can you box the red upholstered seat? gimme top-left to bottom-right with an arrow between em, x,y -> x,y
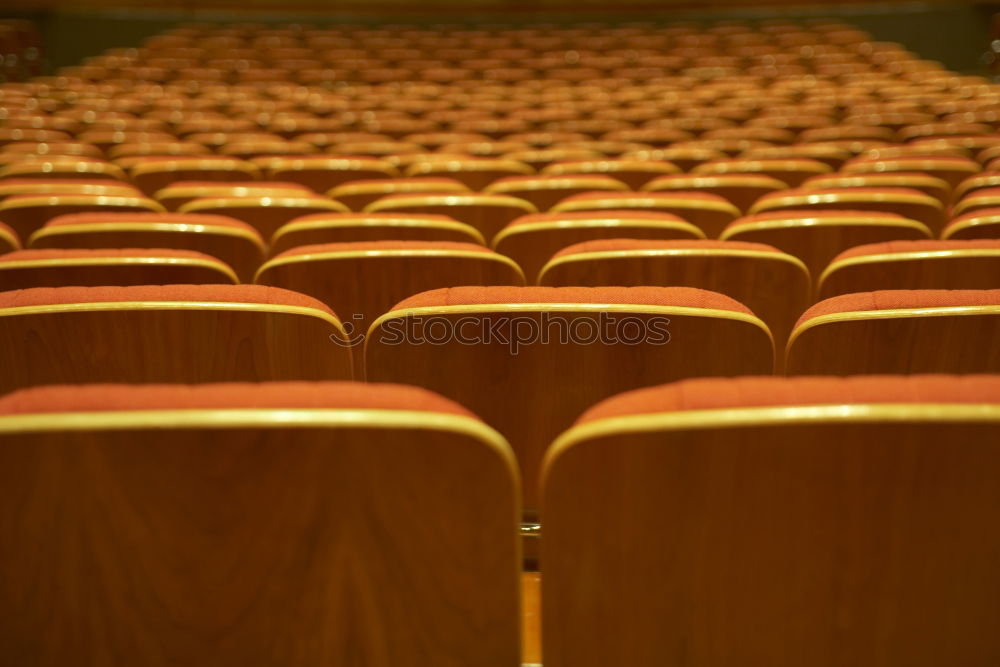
0,380 -> 518,667
549,191 -> 741,238
370,285 -> 771,511
0,222 -> 19,253
31,212 -> 265,282
943,207 -> 1000,240
0,247 -> 238,288
0,284 -> 351,391
390,285 -> 753,314
547,238 -> 781,260
543,373 -> 1000,667
0,283 -> 334,314
787,289 -> 1000,375
257,241 -> 525,375
0,380 -> 474,417
575,374 -> 1000,422
818,239 -> 1000,298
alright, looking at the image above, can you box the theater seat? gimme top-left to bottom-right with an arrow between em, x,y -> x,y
484,174 -> 629,211
943,208 -> 1000,240
0,177 -> 141,201
269,212 -> 484,254
365,193 -> 537,243
800,172 -> 951,207
641,173 -> 788,212
328,177 -> 469,211
692,157 -> 832,186
550,191 -> 741,238
405,157 -> 534,190
720,210 -> 932,280
367,285 -> 774,510
786,289 -> 1000,374
256,241 -> 525,373
154,180 -> 314,211
0,381 -> 519,666
178,195 -> 349,239
0,284 -> 352,392
0,193 -> 166,239
494,211 -> 704,283
0,248 -> 238,289
0,222 -> 19,254
538,239 -> 809,356
748,187 -> 946,234
30,212 -> 266,283
541,158 -> 681,189
818,240 -> 1000,299
262,155 -> 401,192
542,374 -> 1000,667
130,157 -> 262,197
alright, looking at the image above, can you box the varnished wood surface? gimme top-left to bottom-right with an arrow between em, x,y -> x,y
0,305 -> 352,393
642,174 -> 788,213
29,222 -> 266,283
0,256 -> 239,290
493,219 -> 704,283
786,308 -> 1000,374
256,250 -> 525,375
542,412 -> 1000,667
818,249 -> 1000,299
0,226 -> 18,254
0,415 -> 520,666
367,306 -> 773,509
539,248 -> 810,361
720,216 -> 932,285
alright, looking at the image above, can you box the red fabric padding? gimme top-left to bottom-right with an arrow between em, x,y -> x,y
508,210 -> 690,227
796,289 -> 1000,328
273,240 -> 496,259
576,374 -> 1000,423
285,212 -> 458,224
45,212 -> 259,232
831,239 -> 1000,262
390,286 -> 754,315
551,238 -> 784,260
0,248 -> 223,262
0,284 -> 336,317
0,381 -> 475,418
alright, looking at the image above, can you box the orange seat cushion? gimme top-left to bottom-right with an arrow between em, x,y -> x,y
0,381 -> 474,417
796,289 -> 1000,328
391,285 -> 754,315
577,374 -> 1000,423
550,238 -> 785,260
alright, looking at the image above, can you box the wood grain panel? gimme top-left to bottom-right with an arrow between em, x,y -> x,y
786,309 -> 1000,375
542,416 -> 1000,667
0,417 -> 519,666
